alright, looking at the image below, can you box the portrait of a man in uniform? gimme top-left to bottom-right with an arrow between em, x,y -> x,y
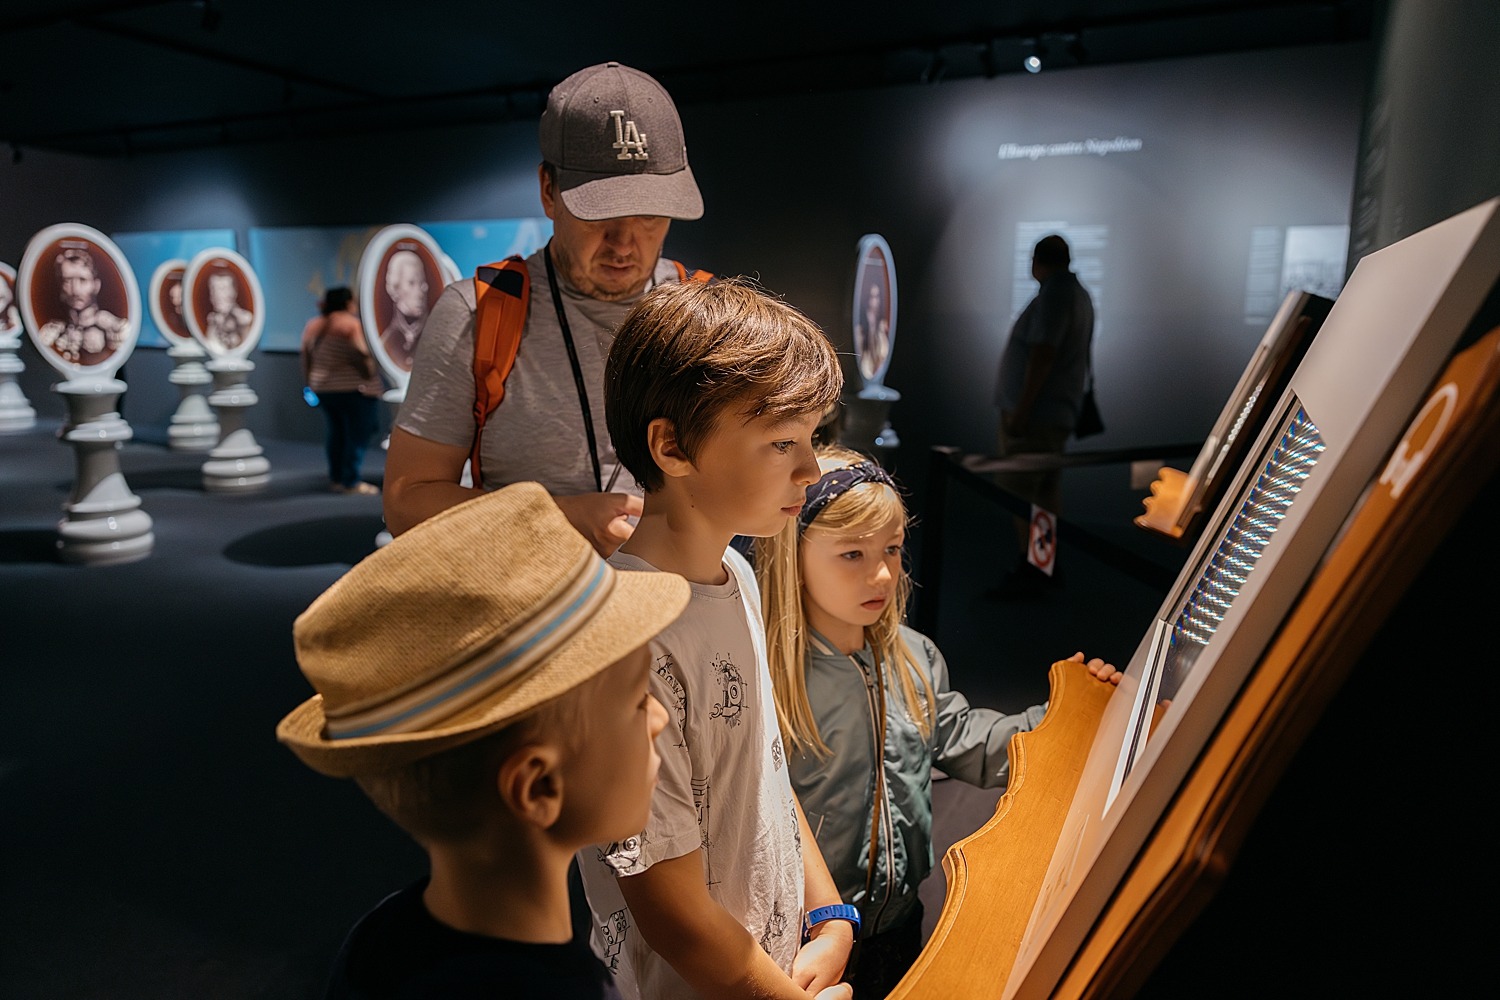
36,246 -> 129,367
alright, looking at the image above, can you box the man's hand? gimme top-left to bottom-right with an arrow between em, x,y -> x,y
815,986 -> 853,1000
553,491 -> 644,557
792,920 -> 854,995
1067,650 -> 1123,686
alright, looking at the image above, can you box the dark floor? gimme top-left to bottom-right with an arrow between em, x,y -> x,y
0,416 -> 1187,999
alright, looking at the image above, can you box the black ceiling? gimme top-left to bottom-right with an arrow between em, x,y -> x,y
0,0 -> 1375,158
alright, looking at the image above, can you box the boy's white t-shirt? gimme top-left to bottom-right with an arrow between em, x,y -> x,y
578,546 -> 805,1000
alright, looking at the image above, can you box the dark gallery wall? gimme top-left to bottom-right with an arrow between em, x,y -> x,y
1349,0 -> 1500,267
3,41 -> 1371,503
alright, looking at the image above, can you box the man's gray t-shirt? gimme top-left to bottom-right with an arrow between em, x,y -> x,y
396,248 -> 684,497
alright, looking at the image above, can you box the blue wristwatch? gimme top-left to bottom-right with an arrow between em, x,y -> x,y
803,903 -> 861,940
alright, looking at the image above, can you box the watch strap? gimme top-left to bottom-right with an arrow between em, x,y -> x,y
803,903 -> 861,938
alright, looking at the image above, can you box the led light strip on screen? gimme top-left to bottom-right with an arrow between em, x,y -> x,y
1117,402 -> 1326,792
1166,405 -> 1326,678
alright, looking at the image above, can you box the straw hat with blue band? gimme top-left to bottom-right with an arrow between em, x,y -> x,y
276,481 -> 690,778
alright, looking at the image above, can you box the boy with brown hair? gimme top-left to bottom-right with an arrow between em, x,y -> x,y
276,481 -> 691,999
577,277 -> 854,1000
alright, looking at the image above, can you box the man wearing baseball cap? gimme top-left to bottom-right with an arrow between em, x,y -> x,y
385,62 -> 707,556
277,482 -> 690,998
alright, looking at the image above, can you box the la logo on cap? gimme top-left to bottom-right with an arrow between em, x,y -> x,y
611,110 -> 648,161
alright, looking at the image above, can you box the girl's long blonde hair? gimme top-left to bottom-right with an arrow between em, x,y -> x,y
757,445 -> 935,757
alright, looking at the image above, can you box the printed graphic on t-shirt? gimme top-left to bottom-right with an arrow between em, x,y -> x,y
710,653 -> 746,727
601,832 -> 647,876
771,733 -> 784,771
692,777 -> 711,850
655,653 -> 687,748
600,908 -> 629,972
759,898 -> 790,954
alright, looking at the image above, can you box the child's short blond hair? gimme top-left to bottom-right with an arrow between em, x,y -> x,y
604,277 -> 843,493
355,680 -> 589,843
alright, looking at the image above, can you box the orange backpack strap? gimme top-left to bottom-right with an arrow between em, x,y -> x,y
470,256 -> 529,487
670,259 -> 714,285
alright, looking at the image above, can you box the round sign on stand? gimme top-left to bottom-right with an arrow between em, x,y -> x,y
150,258 -> 218,452
16,223 -> 152,564
19,223 -> 141,382
357,224 -> 459,392
852,233 -> 897,393
357,224 -> 460,548
845,234 -> 901,458
182,247 -> 270,492
148,258 -> 194,347
181,247 -> 265,360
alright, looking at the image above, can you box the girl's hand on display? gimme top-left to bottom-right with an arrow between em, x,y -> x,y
1067,650 -> 1123,686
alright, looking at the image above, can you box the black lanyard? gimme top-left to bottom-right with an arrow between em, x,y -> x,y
543,243 -> 603,493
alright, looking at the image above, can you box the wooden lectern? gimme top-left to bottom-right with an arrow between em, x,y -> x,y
889,197 -> 1500,999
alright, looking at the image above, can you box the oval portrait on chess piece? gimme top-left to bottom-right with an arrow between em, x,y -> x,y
148,259 -> 194,346
852,234 -> 897,389
358,224 -> 457,387
182,247 -> 264,359
18,223 -> 141,380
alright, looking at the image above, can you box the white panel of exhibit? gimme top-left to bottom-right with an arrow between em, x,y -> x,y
1005,197 -> 1500,999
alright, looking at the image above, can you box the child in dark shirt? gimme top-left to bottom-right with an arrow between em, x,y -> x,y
276,481 -> 691,999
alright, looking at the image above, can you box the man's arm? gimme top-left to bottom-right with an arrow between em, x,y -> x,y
383,427 -> 642,552
791,796 -> 854,993
552,492 -> 642,557
618,849 -> 826,1000
382,427 -> 482,536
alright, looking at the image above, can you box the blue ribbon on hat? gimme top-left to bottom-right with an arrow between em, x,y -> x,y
798,461 -> 896,534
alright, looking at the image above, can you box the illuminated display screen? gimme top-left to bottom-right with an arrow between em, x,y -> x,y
1122,402 -> 1326,780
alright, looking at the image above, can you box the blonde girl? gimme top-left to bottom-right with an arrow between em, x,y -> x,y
757,444 -> 1118,996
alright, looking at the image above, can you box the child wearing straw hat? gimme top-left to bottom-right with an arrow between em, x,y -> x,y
276,481 -> 692,999
577,277 -> 854,1000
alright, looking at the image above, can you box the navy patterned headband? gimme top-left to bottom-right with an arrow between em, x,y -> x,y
798,460 -> 897,534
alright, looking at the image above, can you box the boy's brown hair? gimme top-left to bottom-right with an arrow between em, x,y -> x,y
604,277 -> 843,493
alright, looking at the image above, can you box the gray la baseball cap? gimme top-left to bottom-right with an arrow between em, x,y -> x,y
539,62 -> 704,222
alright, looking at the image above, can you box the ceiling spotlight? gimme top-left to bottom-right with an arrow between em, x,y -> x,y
1023,38 -> 1045,74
